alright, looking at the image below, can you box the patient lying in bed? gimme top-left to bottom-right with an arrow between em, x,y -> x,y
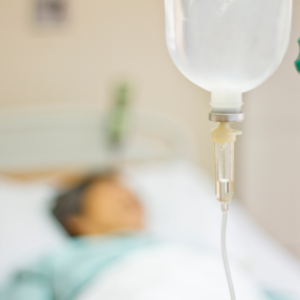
0,171 -> 269,300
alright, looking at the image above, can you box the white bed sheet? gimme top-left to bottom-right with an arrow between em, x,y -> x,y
124,162 -> 300,298
0,161 -> 299,298
229,203 -> 300,298
77,243 -> 267,300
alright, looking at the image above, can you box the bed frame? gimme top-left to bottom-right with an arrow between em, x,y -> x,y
0,106 -> 193,182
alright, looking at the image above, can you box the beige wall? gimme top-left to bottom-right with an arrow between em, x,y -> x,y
0,0 -> 300,257
0,0 -> 213,171
236,0 -> 300,258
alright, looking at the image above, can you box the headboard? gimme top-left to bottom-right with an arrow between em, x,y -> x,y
0,106 -> 193,177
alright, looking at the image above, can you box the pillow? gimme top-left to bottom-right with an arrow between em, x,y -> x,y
123,161 -> 222,248
0,178 -> 67,285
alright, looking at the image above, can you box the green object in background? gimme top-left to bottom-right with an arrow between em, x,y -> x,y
106,83 -> 131,150
295,38 -> 300,73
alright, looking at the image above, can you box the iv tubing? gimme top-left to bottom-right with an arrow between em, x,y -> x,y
221,203 -> 236,300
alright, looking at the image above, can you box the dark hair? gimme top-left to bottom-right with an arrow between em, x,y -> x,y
52,171 -> 115,236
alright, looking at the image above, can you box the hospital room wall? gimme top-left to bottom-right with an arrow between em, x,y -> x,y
0,0 -> 300,258
0,0 -> 213,173
236,0 -> 300,258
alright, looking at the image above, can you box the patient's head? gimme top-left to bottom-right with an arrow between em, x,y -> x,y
52,172 -> 143,236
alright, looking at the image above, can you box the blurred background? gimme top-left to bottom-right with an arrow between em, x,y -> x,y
0,0 -> 299,297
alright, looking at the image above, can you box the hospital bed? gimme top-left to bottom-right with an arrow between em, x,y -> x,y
0,108 -> 299,298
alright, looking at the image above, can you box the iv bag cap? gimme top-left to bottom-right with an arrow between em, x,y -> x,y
295,38 -> 300,73
210,89 -> 243,113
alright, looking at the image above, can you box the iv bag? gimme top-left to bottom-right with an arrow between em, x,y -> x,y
164,0 -> 292,112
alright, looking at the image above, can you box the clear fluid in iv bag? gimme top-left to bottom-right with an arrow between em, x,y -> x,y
164,0 -> 292,93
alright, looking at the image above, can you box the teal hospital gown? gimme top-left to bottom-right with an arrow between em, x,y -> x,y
0,234 -> 155,300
